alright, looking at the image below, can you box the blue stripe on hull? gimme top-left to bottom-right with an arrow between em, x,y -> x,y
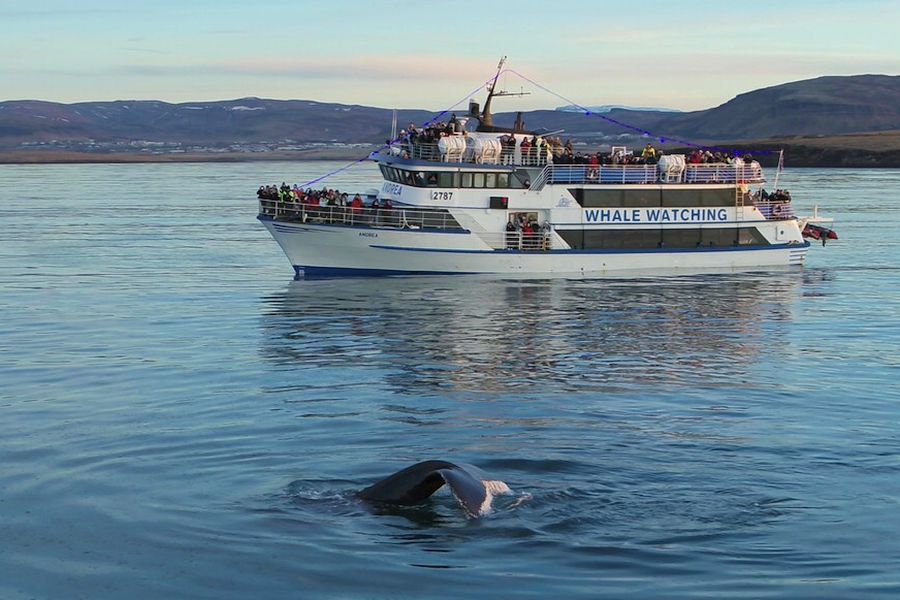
295,266 -> 477,279
369,241 -> 811,254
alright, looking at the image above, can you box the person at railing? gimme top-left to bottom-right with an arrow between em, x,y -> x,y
587,153 -> 600,181
381,197 -> 396,227
641,143 -> 657,164
371,197 -> 382,225
520,136 -> 532,165
349,194 -> 364,221
540,221 -> 552,250
505,219 -> 518,250
521,218 -> 535,250
500,134 -> 516,165
554,149 -> 572,164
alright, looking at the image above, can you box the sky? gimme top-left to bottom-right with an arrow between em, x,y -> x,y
2,0 -> 899,112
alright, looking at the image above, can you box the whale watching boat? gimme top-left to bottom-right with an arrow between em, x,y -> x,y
257,60 -> 836,277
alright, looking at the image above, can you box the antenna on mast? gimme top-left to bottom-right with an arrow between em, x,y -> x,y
477,56 -> 530,128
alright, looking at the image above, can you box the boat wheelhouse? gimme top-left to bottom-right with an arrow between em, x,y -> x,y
257,62 -> 836,278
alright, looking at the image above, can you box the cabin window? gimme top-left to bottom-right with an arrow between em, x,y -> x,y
579,189 -> 661,208
460,172 -> 473,188
484,173 -> 497,188
497,173 -> 510,188
700,227 -> 737,247
738,227 -> 767,246
560,227 -> 768,250
438,172 -> 456,187
473,173 -> 485,188
662,228 -> 701,248
662,189 -> 735,207
557,229 -> 584,249
582,230 -> 661,249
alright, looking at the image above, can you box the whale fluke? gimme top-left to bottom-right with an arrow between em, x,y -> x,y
359,460 -> 510,517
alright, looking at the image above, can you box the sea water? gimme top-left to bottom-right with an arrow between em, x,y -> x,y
1,163 -> 899,598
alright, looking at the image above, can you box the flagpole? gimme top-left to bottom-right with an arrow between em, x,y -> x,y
773,149 -> 784,189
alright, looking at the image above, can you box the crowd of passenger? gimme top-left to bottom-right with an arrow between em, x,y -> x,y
551,143 -> 753,166
257,183 -> 401,224
398,118 -> 757,169
258,183 -> 366,209
400,115 -> 464,146
388,114 -> 768,166
758,188 -> 792,202
505,213 -> 552,251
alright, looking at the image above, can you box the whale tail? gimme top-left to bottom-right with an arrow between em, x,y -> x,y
359,460 -> 510,518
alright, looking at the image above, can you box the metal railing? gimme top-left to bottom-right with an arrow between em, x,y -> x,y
684,163 -> 763,183
258,198 -> 465,231
755,202 -> 795,220
476,231 -> 554,251
545,164 -> 658,185
393,141 -> 552,166
531,163 -> 765,187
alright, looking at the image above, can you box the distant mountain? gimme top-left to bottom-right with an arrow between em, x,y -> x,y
555,104 -> 681,113
0,98 -> 434,149
658,75 -> 900,140
0,75 -> 898,152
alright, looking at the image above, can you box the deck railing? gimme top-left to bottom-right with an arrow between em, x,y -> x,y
475,231 -> 556,251
529,163 -> 765,189
755,201 -> 795,220
684,163 -> 763,183
546,165 -> 659,185
392,141 -> 552,166
258,199 -> 466,231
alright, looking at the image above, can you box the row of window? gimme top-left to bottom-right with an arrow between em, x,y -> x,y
380,165 -> 529,189
570,189 -> 750,208
556,227 -> 769,250
379,166 -> 753,207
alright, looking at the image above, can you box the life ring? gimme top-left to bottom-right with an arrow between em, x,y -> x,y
771,203 -> 783,218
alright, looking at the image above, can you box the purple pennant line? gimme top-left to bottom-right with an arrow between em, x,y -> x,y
504,68 -> 775,156
297,77 -> 496,189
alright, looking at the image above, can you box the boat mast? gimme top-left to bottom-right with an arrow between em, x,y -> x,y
479,56 -> 507,127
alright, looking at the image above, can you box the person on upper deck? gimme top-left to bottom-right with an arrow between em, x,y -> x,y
641,143 -> 657,162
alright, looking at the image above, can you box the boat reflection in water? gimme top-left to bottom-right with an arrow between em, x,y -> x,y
258,272 -> 801,395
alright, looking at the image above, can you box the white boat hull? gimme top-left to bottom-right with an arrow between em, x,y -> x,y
261,217 -> 809,277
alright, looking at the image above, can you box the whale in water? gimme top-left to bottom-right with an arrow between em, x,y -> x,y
359,460 -> 511,518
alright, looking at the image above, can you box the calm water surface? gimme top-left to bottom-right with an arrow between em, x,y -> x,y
1,163 -> 899,598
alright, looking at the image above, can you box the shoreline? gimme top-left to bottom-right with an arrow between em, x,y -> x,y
3,132 -> 900,168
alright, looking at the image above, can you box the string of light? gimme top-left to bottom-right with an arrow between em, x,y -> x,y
503,68 -> 775,156
296,64 -> 776,188
296,76 -> 496,188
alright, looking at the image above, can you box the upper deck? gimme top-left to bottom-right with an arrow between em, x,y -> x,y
380,137 -> 765,191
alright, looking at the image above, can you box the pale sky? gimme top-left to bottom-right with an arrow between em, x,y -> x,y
2,0 -> 898,111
